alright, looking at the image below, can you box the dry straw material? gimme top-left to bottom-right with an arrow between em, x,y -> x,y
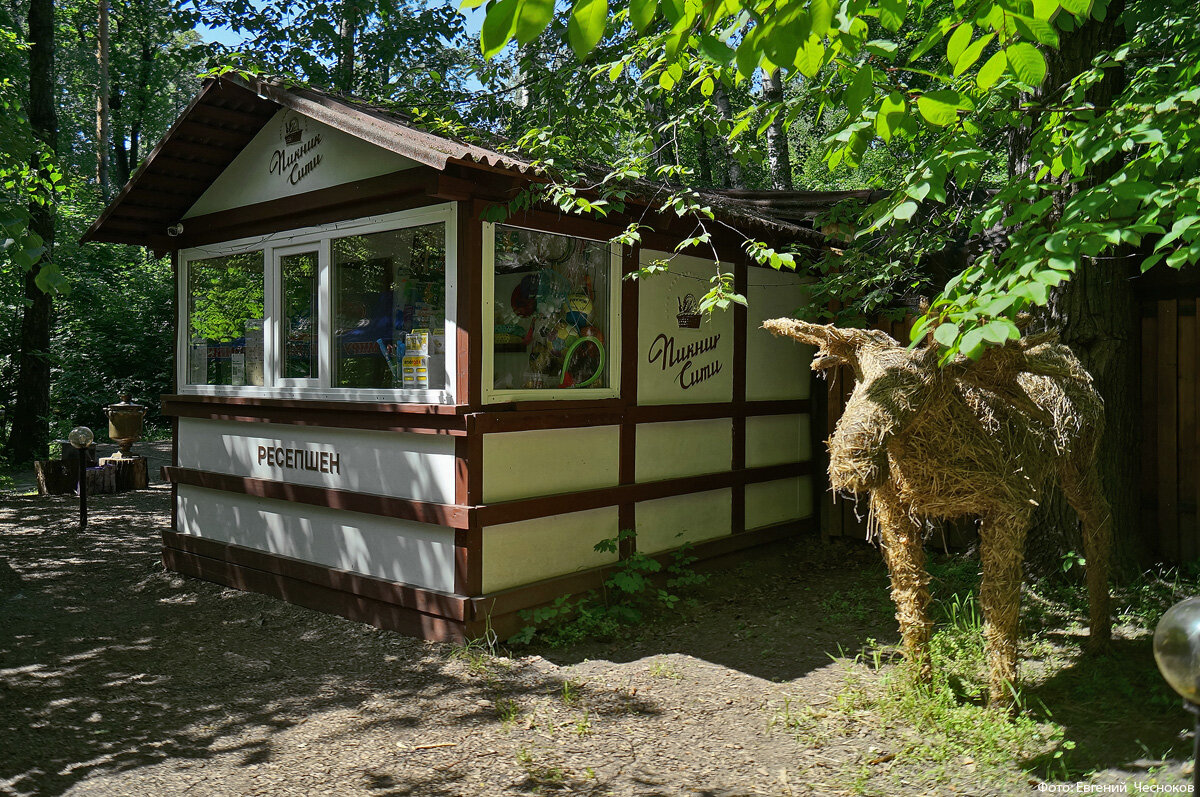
764,318 -> 1112,708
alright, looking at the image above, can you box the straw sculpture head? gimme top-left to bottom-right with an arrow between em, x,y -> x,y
763,317 -> 1112,710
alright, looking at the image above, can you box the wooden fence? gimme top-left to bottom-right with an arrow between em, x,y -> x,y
1141,297 -> 1199,563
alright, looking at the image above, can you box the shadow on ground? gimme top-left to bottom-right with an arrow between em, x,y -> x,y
1,477 -> 1185,796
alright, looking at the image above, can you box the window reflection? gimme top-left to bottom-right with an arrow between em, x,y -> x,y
332,224 -> 446,390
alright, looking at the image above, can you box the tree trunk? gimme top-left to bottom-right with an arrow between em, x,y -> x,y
336,0 -> 358,93
763,69 -> 794,190
710,80 -> 745,189
1021,0 -> 1148,577
95,0 -> 110,199
4,0 -> 57,469
696,128 -> 712,186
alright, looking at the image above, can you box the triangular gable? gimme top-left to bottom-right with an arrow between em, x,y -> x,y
184,107 -> 418,218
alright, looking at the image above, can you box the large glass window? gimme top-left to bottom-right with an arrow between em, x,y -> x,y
280,250 -> 318,380
332,224 -> 446,391
186,251 -> 265,387
491,226 -> 610,391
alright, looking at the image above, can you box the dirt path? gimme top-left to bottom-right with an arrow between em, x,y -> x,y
0,474 -> 1192,796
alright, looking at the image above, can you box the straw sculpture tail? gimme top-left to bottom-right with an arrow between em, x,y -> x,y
763,318 -> 1112,710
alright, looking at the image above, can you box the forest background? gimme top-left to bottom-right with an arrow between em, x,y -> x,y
2,0 -> 1198,574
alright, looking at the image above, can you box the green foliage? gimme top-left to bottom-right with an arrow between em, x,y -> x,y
480,0 -> 1200,362
508,530 -> 709,647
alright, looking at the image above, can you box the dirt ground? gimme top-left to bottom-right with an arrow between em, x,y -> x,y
0,446 -> 1195,796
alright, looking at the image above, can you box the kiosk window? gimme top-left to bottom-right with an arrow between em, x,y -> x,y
186,251 -> 265,387
491,226 -> 610,391
280,251 -> 319,380
332,223 -> 447,391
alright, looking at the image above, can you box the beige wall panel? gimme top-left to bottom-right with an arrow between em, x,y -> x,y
635,418 -> 732,482
746,269 -> 814,401
176,484 -> 455,592
482,426 -> 620,503
635,488 -> 732,554
177,417 -> 457,503
745,414 -> 812,468
637,251 -> 734,405
185,109 -> 417,218
745,477 -> 815,531
482,507 -> 620,593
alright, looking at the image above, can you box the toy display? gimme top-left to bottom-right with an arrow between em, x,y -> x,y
494,300 -> 527,345
492,225 -> 611,391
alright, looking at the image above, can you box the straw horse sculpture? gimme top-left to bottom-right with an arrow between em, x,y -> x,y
764,319 -> 1112,707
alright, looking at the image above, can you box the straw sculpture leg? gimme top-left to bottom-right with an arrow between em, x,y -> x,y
979,509 -> 1032,709
871,484 -> 932,681
1059,462 -> 1113,653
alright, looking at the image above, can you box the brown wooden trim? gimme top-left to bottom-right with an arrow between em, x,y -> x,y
459,203 -> 482,408
479,397 -> 625,413
732,256 -> 748,534
630,399 -> 810,423
163,395 -> 468,434
472,516 -> 815,618
163,544 -> 467,642
476,461 -> 810,527
172,169 -> 444,249
166,466 -> 471,528
467,429 -> 484,508
454,527 -> 483,597
454,436 -> 469,506
465,399 -> 810,434
619,244 -> 640,558
471,410 -> 625,434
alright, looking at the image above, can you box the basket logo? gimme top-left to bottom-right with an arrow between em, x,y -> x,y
269,112 -> 324,186
676,294 -> 701,328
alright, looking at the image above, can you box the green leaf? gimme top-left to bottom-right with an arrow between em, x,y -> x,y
977,50 -> 1007,90
879,0 -> 908,32
933,322 -> 960,348
875,91 -> 906,142
953,32 -> 993,75
699,33 -> 735,63
567,0 -> 608,59
795,37 -> 826,77
946,23 -> 972,68
894,200 -> 919,220
515,0 -> 554,44
865,39 -> 899,59
629,0 -> 657,33
1006,42 -> 1047,85
917,90 -> 966,126
960,327 -> 985,359
844,65 -> 874,118
480,0 -> 519,58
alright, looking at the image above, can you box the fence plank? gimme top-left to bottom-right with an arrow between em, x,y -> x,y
1142,308 -> 1159,553
1158,299 -> 1179,561
1179,304 -> 1197,563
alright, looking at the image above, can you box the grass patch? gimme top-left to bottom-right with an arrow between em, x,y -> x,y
773,553 -> 1200,793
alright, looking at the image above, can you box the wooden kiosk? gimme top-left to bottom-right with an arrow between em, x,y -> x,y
84,75 -> 823,641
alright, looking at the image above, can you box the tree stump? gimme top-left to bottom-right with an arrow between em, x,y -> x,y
86,465 -> 117,495
99,456 -> 148,491
34,460 -> 74,495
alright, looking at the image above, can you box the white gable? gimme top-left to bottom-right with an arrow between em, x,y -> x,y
184,108 -> 419,218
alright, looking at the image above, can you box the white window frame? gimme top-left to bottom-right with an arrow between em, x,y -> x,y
481,221 -> 622,404
178,202 -> 459,404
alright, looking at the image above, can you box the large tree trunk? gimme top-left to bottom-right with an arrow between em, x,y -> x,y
1021,0 -> 1148,577
763,69 -> 794,190
95,0 -> 110,199
4,0 -> 57,468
